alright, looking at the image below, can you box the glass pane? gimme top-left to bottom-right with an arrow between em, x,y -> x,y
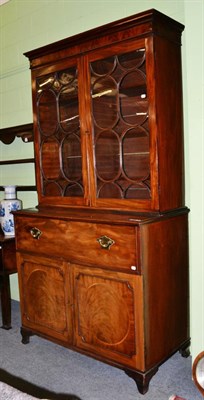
37,75 -> 55,89
58,69 -> 76,84
118,49 -> 145,69
122,127 -> 149,180
98,183 -> 122,198
120,70 -> 148,125
125,183 -> 150,199
64,183 -> 83,197
92,77 -> 118,129
43,182 -> 62,196
38,90 -> 58,136
59,68 -> 79,132
62,134 -> 82,180
95,131 -> 120,181
59,89 -> 79,132
91,56 -> 116,76
41,139 -> 60,180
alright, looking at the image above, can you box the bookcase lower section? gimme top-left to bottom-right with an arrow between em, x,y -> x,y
14,208 -> 190,395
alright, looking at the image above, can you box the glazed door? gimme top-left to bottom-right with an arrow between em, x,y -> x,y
33,57 -> 90,207
73,264 -> 145,370
85,38 -> 157,211
17,253 -> 72,343
33,38 -> 158,211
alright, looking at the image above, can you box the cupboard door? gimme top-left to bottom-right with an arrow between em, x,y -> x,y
86,40 -> 154,210
33,59 -> 89,207
73,265 -> 145,369
17,253 -> 72,343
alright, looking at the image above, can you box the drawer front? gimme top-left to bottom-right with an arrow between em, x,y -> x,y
15,216 -> 137,270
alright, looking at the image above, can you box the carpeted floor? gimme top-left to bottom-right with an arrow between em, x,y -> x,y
0,301 -> 203,400
0,380 -> 43,400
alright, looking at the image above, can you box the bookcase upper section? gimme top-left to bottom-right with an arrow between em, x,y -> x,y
24,9 -> 185,212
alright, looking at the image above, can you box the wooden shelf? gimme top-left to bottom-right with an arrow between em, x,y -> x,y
0,123 -> 33,144
0,185 -> 36,192
0,158 -> 35,165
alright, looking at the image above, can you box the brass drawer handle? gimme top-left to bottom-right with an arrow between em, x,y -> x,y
97,235 -> 115,250
30,227 -> 42,239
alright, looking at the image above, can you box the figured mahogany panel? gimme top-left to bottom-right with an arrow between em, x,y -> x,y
25,10 -> 184,69
17,253 -> 72,342
73,265 -> 145,369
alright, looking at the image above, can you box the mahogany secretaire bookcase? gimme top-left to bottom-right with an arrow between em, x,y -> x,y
14,9 -> 190,395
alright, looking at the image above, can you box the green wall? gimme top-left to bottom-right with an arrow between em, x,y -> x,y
0,0 -> 203,361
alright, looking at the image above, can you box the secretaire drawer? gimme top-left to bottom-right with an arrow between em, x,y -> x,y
15,216 -> 138,270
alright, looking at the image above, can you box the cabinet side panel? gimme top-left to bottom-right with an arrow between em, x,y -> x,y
141,213 -> 189,368
152,36 -> 185,211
